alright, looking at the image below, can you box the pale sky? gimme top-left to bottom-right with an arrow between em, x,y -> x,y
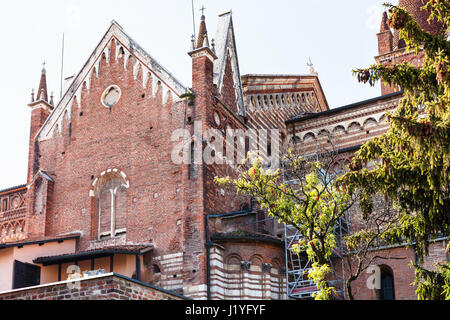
0,0 -> 387,189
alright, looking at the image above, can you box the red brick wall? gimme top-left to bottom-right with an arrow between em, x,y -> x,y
33,41 -> 186,255
346,246 -> 418,300
219,56 -> 238,115
0,274 -> 186,300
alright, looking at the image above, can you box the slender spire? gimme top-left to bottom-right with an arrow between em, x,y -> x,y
380,11 -> 390,32
36,61 -> 48,102
196,9 -> 209,49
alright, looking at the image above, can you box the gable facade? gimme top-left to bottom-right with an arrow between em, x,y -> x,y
0,1 -> 447,300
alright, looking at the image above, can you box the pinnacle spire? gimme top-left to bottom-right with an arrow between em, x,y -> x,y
380,11 -> 390,32
36,62 -> 48,103
196,9 -> 209,49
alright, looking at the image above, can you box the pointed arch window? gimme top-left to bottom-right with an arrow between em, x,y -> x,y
93,171 -> 129,239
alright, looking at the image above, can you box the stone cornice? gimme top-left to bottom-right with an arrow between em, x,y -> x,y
188,46 -> 218,62
27,100 -> 53,111
292,96 -> 400,133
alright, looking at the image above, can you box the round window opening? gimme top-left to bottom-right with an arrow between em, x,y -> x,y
101,85 -> 121,108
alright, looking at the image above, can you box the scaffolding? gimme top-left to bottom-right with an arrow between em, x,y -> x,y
284,213 -> 349,300
281,157 -> 350,300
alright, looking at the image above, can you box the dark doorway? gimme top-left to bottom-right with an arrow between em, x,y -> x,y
13,260 -> 41,290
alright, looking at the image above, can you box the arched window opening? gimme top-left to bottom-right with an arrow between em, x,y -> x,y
94,171 -> 129,240
375,265 -> 395,300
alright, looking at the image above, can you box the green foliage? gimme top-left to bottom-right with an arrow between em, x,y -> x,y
308,263 -> 337,300
414,263 -> 450,300
341,1 -> 449,300
216,151 -> 351,300
180,89 -> 196,106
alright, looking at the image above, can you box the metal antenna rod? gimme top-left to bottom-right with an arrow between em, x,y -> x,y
60,33 -> 65,99
191,0 -> 196,39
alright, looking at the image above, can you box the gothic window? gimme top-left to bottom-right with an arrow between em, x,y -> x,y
94,172 -> 129,239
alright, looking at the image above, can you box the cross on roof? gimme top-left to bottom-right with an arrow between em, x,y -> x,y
200,5 -> 206,16
42,61 -> 47,70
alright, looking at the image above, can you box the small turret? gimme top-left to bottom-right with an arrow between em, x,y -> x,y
26,64 -> 54,185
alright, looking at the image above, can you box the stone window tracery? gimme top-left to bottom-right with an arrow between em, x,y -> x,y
94,171 -> 129,239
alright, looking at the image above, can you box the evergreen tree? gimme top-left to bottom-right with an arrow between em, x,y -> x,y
340,0 -> 449,300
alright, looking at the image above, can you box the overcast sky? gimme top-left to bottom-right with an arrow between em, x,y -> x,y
0,0 -> 387,189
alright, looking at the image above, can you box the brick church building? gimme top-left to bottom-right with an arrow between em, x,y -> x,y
0,0 -> 447,300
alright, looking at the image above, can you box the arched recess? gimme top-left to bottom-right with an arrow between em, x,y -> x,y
318,129 -> 331,141
303,132 -> 316,143
378,114 -> 387,124
332,125 -> 346,136
363,117 -> 377,129
226,253 -> 242,270
90,169 -> 130,240
347,121 -> 362,132
250,254 -> 264,268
